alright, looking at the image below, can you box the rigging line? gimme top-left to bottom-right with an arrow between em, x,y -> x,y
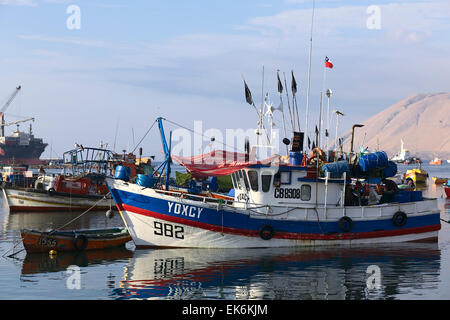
50,193 -> 111,233
163,118 -> 247,154
131,119 -> 157,154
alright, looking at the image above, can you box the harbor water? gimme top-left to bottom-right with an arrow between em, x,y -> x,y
0,163 -> 449,300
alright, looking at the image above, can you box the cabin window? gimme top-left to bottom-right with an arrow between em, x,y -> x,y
231,172 -> 238,189
233,172 -> 242,190
280,171 -> 291,184
273,172 -> 281,187
241,170 -> 250,190
261,174 -> 272,192
247,170 -> 259,191
301,184 -> 311,201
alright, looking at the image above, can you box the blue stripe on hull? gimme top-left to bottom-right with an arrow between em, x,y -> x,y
110,188 -> 440,235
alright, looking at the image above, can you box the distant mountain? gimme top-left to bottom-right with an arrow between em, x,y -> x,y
341,93 -> 450,160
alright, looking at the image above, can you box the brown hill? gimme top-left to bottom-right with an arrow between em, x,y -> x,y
341,93 -> 450,160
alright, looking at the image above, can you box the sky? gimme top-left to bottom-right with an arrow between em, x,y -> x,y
0,0 -> 449,160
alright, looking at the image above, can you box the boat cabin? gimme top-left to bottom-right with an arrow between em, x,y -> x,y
230,164 -> 346,208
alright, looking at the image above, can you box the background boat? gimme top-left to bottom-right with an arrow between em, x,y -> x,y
21,227 -> 132,253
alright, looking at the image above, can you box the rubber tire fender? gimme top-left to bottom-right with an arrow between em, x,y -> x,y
259,224 -> 275,240
338,216 -> 354,233
73,234 -> 88,251
392,211 -> 407,227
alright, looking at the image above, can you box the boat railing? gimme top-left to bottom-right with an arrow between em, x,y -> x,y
151,183 -> 433,220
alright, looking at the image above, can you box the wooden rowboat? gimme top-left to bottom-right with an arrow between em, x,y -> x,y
432,177 -> 448,185
21,227 -> 132,253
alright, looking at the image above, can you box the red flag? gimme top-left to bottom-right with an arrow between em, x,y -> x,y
0,148 -> 5,156
325,56 -> 333,69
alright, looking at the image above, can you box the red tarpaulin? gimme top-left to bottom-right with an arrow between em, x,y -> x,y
171,150 -> 280,177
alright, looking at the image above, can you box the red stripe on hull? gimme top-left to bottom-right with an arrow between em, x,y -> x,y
120,204 -> 441,241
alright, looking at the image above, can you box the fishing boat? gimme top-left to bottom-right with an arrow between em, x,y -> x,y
432,177 -> 448,185
444,186 -> 450,198
429,158 -> 442,165
105,116 -> 441,249
1,146 -> 117,212
21,227 -> 132,253
405,168 -> 428,184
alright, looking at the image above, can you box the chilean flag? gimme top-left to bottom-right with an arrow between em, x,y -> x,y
325,56 -> 334,69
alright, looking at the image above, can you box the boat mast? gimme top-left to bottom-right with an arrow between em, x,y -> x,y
304,0 -> 315,153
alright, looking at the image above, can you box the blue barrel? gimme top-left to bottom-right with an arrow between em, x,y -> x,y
114,165 -> 131,181
136,174 -> 154,188
289,152 -> 303,166
358,151 -> 388,172
208,176 -> 218,192
382,161 -> 398,178
188,180 -> 201,194
322,161 -> 350,178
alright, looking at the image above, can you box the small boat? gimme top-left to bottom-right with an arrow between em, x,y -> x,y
432,177 -> 448,185
444,185 -> 450,198
1,146 -> 133,212
405,168 -> 428,184
429,158 -> 442,165
21,227 -> 132,253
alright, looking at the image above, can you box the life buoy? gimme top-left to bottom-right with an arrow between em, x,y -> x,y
338,216 -> 354,232
259,224 -> 275,240
392,211 -> 407,227
307,147 -> 326,164
73,234 -> 88,251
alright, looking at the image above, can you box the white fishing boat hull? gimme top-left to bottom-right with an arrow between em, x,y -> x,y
107,178 -> 441,249
2,186 -> 113,212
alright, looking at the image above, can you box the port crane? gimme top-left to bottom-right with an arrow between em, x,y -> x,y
0,85 -> 21,114
1,117 -> 35,132
0,85 -> 22,136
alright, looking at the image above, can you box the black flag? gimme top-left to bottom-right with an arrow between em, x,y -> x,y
307,137 -> 311,149
277,72 -> 283,94
244,80 -> 253,105
291,71 -> 297,95
325,129 -> 329,137
312,141 -> 316,149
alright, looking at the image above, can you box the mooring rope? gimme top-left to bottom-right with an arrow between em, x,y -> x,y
50,193 -> 111,233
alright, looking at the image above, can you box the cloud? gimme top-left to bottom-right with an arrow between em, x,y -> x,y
0,0 -> 37,6
4,0 -> 450,156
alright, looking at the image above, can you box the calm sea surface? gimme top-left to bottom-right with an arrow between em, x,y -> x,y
0,163 -> 449,300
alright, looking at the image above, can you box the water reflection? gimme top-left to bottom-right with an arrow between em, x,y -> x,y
2,209 -> 125,233
111,243 -> 441,300
21,248 -> 133,275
